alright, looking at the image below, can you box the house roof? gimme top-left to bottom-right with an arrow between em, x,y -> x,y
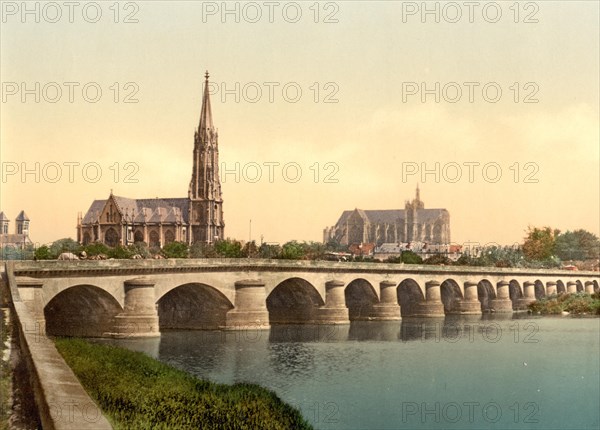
0,212 -> 9,222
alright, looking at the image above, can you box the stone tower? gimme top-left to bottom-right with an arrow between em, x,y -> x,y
188,71 -> 225,243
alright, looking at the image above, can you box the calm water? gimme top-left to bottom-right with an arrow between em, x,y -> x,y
100,316 -> 600,430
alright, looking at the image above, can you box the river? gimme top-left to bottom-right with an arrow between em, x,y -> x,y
99,315 -> 599,429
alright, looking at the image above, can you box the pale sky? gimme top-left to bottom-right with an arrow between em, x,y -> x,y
1,1 -> 598,247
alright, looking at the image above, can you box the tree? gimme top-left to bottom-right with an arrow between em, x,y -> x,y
522,226 -> 558,261
34,245 -> 53,260
84,242 -> 110,257
555,230 -> 600,261
214,239 -> 243,258
259,243 -> 281,259
49,238 -> 82,258
281,241 -> 305,260
401,251 -> 422,264
162,241 -> 189,258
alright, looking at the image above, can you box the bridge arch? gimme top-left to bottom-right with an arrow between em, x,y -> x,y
576,280 -> 584,292
477,279 -> 496,312
556,280 -> 566,294
344,279 -> 378,321
397,279 -> 425,317
593,280 -> 599,293
509,280 -> 522,309
267,278 -> 324,324
44,284 -> 123,337
156,283 -> 234,330
440,279 -> 463,314
534,280 -> 545,299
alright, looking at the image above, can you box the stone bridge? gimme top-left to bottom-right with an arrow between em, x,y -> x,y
6,259 -> 599,338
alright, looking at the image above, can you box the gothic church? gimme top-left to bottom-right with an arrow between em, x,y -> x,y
77,72 -> 224,247
323,186 -> 450,246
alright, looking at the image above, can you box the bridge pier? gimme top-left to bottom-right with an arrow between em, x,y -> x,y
412,281 -> 445,317
15,277 -> 46,334
489,281 -> 513,312
567,281 -> 577,293
453,281 -> 482,315
516,281 -> 536,309
585,281 -> 595,293
111,277 -> 160,338
546,281 -> 557,296
226,280 -> 270,330
316,280 -> 350,324
370,281 -> 401,320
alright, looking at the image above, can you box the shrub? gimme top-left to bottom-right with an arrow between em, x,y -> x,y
162,241 -> 189,258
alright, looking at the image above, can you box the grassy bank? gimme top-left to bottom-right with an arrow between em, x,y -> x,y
55,338 -> 313,430
528,292 -> 600,315
0,308 -> 9,430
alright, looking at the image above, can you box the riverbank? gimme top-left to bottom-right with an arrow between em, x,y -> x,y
54,338 -> 313,429
528,292 -> 600,315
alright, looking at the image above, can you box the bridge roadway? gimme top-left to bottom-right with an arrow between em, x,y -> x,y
6,259 -> 599,338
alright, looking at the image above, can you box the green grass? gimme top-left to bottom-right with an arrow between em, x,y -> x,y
54,338 -> 313,430
528,292 -> 600,315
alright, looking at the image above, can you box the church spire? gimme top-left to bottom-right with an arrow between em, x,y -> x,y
199,71 -> 214,133
415,183 -> 420,202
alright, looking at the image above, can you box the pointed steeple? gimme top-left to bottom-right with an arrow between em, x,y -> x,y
415,184 -> 420,202
199,71 -> 214,134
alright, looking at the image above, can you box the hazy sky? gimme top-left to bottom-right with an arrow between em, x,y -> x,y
1,1 -> 598,247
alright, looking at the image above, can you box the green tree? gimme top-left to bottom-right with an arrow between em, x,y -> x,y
34,245 -> 53,260
259,243 -> 282,259
162,241 -> 189,258
241,241 -> 259,258
555,230 -> 600,261
522,226 -> 558,261
84,242 -> 110,257
214,239 -> 243,258
50,238 -> 82,257
189,242 -> 217,258
281,241 -> 305,260
127,242 -> 151,258
401,251 -> 423,264
108,245 -> 134,259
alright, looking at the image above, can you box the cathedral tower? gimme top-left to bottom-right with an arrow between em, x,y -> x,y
188,71 -> 225,243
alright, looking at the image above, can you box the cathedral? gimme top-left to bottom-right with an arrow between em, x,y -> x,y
77,72 -> 225,247
323,186 -> 450,246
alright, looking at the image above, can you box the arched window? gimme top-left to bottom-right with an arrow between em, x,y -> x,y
134,230 -> 144,243
104,228 -> 119,247
149,231 -> 160,248
164,230 -> 175,244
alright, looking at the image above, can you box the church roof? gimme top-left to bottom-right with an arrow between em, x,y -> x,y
81,196 -> 189,225
199,71 -> 214,134
0,212 -> 9,222
0,234 -> 32,245
334,208 -> 448,227
15,210 -> 30,221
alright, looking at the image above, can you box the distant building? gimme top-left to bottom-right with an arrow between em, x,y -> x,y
0,210 -> 33,249
323,186 -> 450,247
77,72 -> 225,247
